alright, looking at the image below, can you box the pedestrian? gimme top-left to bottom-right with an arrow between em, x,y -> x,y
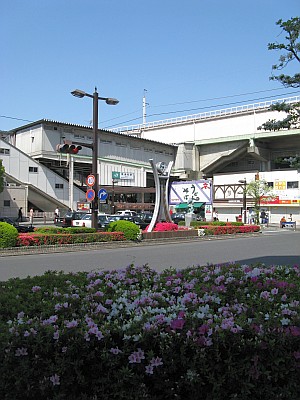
54,207 -> 60,223
288,213 -> 293,222
213,209 -> 219,221
17,207 -> 23,222
29,208 -> 34,226
260,210 -> 266,224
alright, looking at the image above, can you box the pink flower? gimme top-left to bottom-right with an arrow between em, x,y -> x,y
65,319 -> 78,328
170,318 -> 185,330
49,374 -> 60,386
15,347 -> 28,356
293,351 -> 300,360
145,365 -> 154,374
128,348 -> 145,363
198,324 -> 209,335
110,347 -> 122,355
290,326 -> 300,336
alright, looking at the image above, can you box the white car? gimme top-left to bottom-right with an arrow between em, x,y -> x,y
115,210 -> 137,216
72,214 -> 109,229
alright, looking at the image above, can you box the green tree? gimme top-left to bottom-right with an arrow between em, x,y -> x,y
259,17 -> 300,131
246,180 -> 274,224
0,160 -> 4,193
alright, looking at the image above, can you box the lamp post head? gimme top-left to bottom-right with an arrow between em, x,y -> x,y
71,89 -> 119,105
105,98 -> 119,105
71,89 -> 86,98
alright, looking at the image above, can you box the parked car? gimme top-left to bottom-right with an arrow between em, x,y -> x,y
171,212 -> 187,224
55,211 -> 87,228
131,216 -> 149,230
72,214 -> 110,229
0,217 -> 35,233
115,210 -> 137,216
138,212 -> 153,224
107,214 -> 148,230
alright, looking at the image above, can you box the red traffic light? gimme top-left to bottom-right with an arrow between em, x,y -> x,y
70,145 -> 82,154
56,144 -> 82,154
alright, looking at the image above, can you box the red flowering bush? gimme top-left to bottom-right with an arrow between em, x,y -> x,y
153,222 -> 178,232
16,232 -> 125,247
203,224 -> 260,235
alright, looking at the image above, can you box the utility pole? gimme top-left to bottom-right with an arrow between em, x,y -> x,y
143,89 -> 148,125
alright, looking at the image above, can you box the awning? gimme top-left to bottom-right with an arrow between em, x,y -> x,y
175,202 -> 204,209
175,203 -> 189,209
193,202 -> 204,208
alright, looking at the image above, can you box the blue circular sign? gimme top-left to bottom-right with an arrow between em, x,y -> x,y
98,188 -> 108,201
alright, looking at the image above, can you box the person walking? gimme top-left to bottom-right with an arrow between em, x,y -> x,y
54,207 -> 60,223
29,208 -> 34,226
17,207 -> 23,222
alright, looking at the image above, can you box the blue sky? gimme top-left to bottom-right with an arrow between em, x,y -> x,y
1,0 -> 299,132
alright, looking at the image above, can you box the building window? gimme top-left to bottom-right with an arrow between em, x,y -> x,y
4,200 -> 10,207
287,181 -> 299,189
29,166 -> 38,173
55,183 -> 64,189
267,182 -> 274,188
0,148 -> 10,155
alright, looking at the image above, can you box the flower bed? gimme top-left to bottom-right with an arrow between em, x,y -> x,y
143,224 -> 260,239
201,224 -> 260,235
16,231 -> 125,247
1,263 -> 300,399
143,229 -> 199,239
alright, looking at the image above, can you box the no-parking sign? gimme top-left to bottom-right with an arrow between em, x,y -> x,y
86,189 -> 95,202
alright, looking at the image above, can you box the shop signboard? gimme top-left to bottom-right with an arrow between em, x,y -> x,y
169,180 -> 213,205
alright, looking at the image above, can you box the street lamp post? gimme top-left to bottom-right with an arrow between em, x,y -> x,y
111,179 -> 118,214
238,178 -> 247,224
71,88 -> 119,229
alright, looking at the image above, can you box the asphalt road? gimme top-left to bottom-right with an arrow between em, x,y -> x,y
0,229 -> 300,281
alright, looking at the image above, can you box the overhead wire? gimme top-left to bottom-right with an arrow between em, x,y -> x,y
105,90 -> 300,128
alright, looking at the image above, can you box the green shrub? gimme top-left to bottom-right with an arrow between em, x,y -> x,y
107,220 -> 140,240
0,222 -> 18,248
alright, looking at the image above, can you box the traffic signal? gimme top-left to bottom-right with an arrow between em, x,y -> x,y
56,144 -> 82,154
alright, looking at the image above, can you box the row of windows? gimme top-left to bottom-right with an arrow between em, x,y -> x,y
268,181 -> 299,189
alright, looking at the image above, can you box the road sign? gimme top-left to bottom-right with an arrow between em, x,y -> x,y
86,189 -> 95,202
98,188 -> 108,201
112,171 -> 134,180
86,175 -> 96,187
